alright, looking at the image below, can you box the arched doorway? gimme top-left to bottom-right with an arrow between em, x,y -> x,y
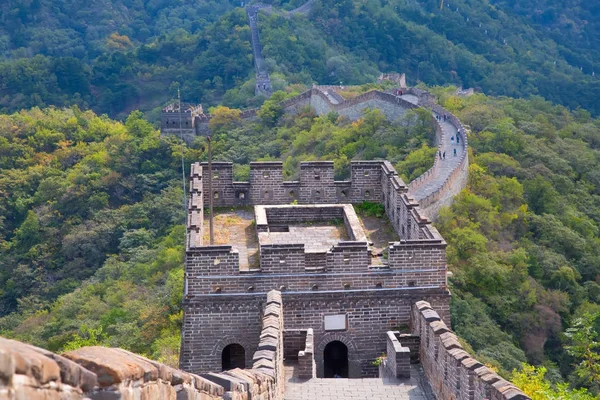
323,341 -> 348,378
222,343 -> 245,371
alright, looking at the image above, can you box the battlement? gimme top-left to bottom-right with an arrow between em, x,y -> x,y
411,302 -> 530,400
187,160 -> 442,249
160,101 -> 206,142
182,158 -> 450,377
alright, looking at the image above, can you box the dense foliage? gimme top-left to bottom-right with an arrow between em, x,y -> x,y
0,0 -> 599,118
431,87 -> 600,395
0,99 -> 433,361
1,88 -> 600,397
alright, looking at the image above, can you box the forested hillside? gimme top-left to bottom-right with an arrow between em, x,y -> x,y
0,0 -> 598,118
1,89 -> 600,396
1,0 -> 600,397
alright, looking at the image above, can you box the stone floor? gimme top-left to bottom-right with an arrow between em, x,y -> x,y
399,94 -> 419,105
284,365 -> 435,400
259,223 -> 349,253
206,207 -> 398,269
404,103 -> 465,202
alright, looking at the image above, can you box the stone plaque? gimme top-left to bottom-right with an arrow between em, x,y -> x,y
324,314 -> 347,331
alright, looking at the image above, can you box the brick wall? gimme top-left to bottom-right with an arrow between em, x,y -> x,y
384,331 -> 410,378
326,242 -> 370,272
388,241 -> 446,272
180,296 -> 262,374
263,204 -> 345,222
186,246 -> 240,283
397,333 -> 420,364
259,244 -> 307,274
187,163 -> 204,249
257,203 -> 366,241
200,162 -> 236,207
196,160 -> 413,208
250,161 -> 287,204
297,328 -> 316,379
412,301 -> 531,400
282,290 -> 450,377
192,159 -> 448,244
283,329 -> 307,361
350,161 -> 384,202
184,268 -> 447,295
299,161 -> 337,203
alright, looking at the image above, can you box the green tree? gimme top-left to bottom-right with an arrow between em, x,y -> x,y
565,313 -> 600,393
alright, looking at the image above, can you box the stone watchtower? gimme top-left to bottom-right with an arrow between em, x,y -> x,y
180,160 -> 450,379
160,102 -> 205,142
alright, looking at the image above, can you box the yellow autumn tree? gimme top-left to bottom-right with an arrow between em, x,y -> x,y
106,33 -> 133,51
208,106 -> 242,133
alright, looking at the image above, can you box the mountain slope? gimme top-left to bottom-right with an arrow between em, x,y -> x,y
0,0 -> 599,117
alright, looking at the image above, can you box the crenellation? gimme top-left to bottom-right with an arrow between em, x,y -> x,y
412,302 -> 531,400
182,158 -> 453,377
200,161 -> 236,207
299,161 -> 337,203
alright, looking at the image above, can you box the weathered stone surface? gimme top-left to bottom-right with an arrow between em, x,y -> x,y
64,346 -> 155,387
0,336 -> 96,399
447,348 -> 470,362
414,301 -> 432,310
252,350 -> 276,362
430,320 -> 450,335
439,332 -> 462,350
461,357 -> 483,371
257,336 -> 278,352
421,309 -> 441,322
415,305 -> 531,400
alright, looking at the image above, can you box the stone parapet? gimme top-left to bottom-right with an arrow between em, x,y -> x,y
283,330 -> 308,362
187,162 -> 204,249
172,84 -> 469,222
297,328 -> 316,379
412,302 -> 531,400
0,291 -> 284,400
385,331 -> 411,378
64,346 -> 225,400
0,337 -> 96,400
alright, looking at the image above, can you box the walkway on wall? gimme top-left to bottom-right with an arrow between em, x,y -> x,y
247,5 -> 273,96
284,365 -> 434,400
399,93 -> 419,105
410,111 -> 464,202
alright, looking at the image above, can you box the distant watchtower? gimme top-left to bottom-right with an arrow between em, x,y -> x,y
160,102 -> 205,142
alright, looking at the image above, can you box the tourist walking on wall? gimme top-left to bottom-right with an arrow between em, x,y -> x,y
451,136 -> 455,145
453,148 -> 457,156
442,151 -> 446,159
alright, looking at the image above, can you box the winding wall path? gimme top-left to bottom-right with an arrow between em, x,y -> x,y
194,85 -> 468,219
279,87 -> 469,219
242,1 -> 468,219
403,94 -> 469,218
247,5 -> 273,96
246,1 -> 316,96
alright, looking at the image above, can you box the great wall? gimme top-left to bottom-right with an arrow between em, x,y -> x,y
161,83 -> 469,221
1,293 -> 530,400
1,2 -> 533,400
160,1 -> 469,221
